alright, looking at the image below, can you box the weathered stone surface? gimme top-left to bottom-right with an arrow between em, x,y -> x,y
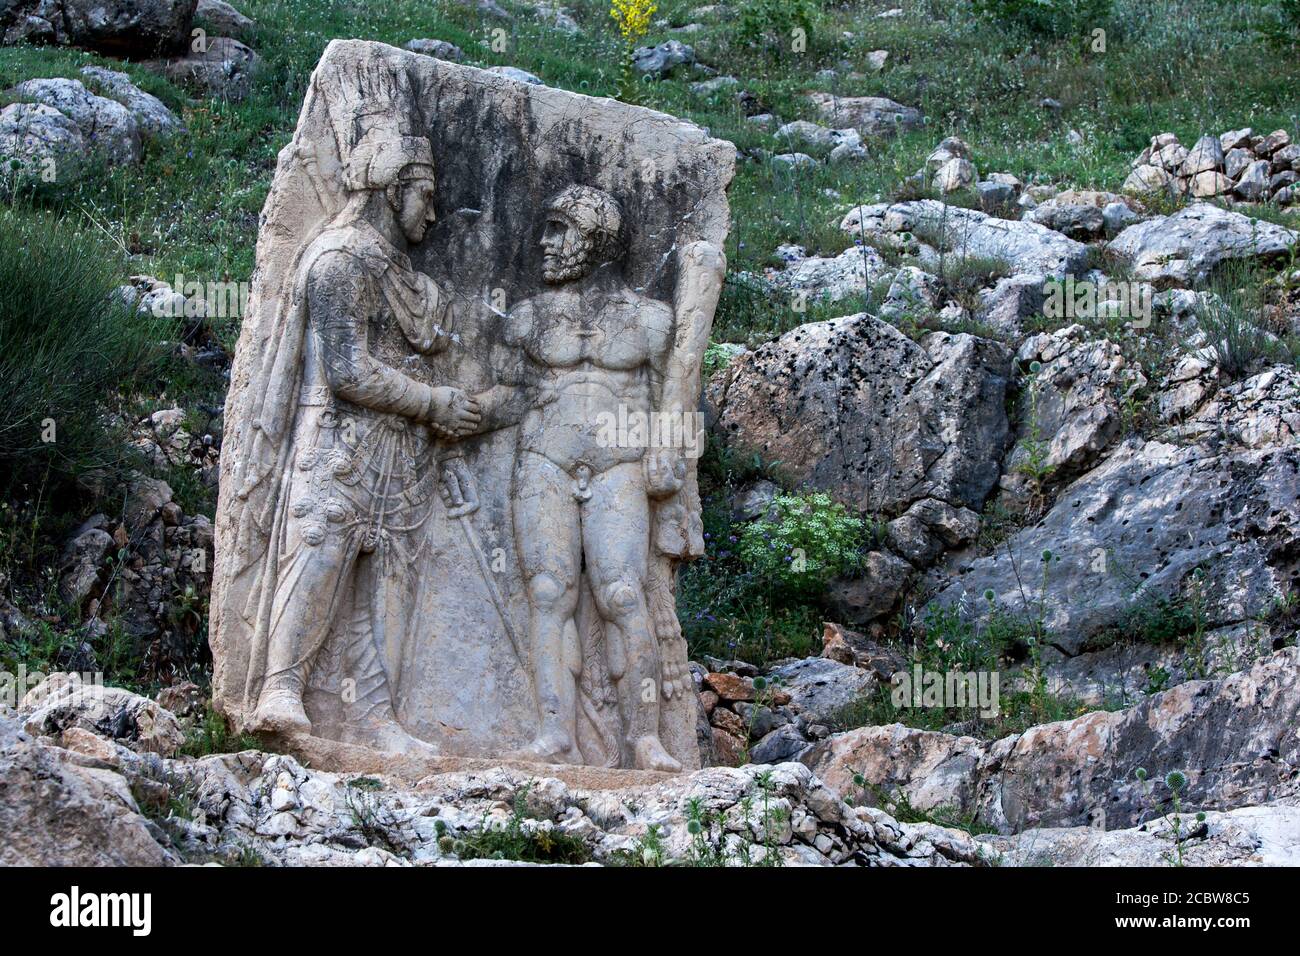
982,802 -> 1300,866
1160,364 -> 1300,450
1009,324 -> 1146,482
975,273 -> 1046,338
195,0 -> 254,37
0,704 -> 991,866
703,671 -> 757,703
58,526 -> 113,607
1024,620 -> 1276,708
767,244 -> 887,303
212,40 -> 734,773
768,657 -> 877,725
79,65 -> 181,139
10,77 -> 141,164
886,497 -> 980,566
487,65 -> 544,85
0,101 -> 85,182
1108,202 -> 1298,287
806,648 -> 1300,832
631,39 -> 694,76
931,439 -> 1299,655
1,0 -> 196,55
806,92 -> 923,138
404,38 -> 463,61
1121,163 -> 1173,194
20,674 -> 186,756
841,200 -> 1091,278
707,312 -> 1012,516
0,713 -> 176,866
154,35 -> 262,101
826,551 -> 913,626
1025,200 -> 1105,240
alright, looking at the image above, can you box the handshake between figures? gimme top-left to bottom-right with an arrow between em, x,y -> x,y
426,386 -> 481,439
429,385 -> 483,521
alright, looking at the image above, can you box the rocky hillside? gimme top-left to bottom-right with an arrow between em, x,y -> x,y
1,0 -> 1298,866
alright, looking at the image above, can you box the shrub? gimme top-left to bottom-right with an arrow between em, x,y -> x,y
735,492 -> 865,600
736,0 -> 817,57
1257,0 -> 1300,50
973,0 -> 1113,38
1193,265 -> 1290,381
0,212 -> 165,485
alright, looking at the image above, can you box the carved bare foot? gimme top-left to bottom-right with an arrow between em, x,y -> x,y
249,688 -> 312,736
520,730 -> 578,765
633,735 -> 682,773
369,721 -> 440,757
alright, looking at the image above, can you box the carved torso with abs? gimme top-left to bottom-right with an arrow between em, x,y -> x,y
508,282 -> 674,474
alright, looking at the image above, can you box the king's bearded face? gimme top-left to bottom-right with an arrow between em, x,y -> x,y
541,214 -> 595,284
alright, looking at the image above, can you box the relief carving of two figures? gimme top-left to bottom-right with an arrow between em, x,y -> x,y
227,116 -> 723,771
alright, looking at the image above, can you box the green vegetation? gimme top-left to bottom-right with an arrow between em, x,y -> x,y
680,487 -> 869,665
973,0 -> 1113,39
735,493 -> 866,599
0,212 -> 166,486
441,784 -> 592,865
1194,261 -> 1298,381
180,704 -> 261,757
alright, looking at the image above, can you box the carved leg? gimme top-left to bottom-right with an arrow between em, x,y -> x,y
583,464 -> 681,773
251,527 -> 361,736
337,551 -> 438,756
512,452 -> 583,763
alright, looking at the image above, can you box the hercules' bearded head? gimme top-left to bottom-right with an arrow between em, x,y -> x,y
540,186 -> 624,284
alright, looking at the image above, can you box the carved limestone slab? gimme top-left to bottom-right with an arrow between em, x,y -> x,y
211,39 -> 734,772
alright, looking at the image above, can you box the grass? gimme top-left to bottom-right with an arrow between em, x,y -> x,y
848,779 -> 1000,837
180,703 -> 261,757
441,784 -> 592,865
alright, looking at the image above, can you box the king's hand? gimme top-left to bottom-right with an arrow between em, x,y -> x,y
426,386 -> 481,438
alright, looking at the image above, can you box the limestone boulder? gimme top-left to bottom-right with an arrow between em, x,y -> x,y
805,648 -> 1300,832
841,200 -> 1090,278
1008,324 -> 1147,482
1,0 -> 196,55
1159,364 -> 1300,449
0,714 -> 176,865
0,102 -> 85,183
806,92 -> 923,138
707,312 -> 1013,517
767,244 -> 887,303
404,38 -> 464,61
10,77 -> 141,164
195,0 -> 254,38
631,40 -> 694,76
153,35 -> 262,101
1107,203 -> 1297,288
20,674 -> 187,757
79,65 -> 181,139
768,657 -> 878,726
982,803 -> 1300,866
929,439 -> 1300,655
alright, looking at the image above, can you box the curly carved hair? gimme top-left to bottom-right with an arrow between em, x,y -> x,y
544,185 -> 625,265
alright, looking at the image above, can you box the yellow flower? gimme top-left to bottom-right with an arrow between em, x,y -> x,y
610,0 -> 656,44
